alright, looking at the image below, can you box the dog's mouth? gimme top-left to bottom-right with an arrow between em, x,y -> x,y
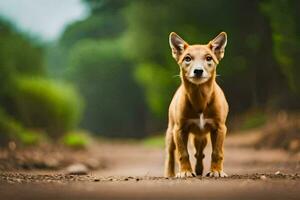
188,75 -> 210,85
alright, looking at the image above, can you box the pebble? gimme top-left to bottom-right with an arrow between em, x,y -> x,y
275,171 -> 281,175
66,163 -> 89,175
260,175 -> 267,180
15,178 -> 22,183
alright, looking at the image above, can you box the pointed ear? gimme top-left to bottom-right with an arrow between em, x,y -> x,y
169,32 -> 189,61
209,32 -> 227,61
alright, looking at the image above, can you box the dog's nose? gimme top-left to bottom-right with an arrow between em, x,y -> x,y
193,69 -> 203,77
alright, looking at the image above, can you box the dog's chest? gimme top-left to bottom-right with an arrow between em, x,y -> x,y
187,113 -> 214,130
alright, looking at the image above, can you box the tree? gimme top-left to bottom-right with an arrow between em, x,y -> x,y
49,0 -> 147,137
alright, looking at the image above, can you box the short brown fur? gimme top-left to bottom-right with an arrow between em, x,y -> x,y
165,32 -> 229,178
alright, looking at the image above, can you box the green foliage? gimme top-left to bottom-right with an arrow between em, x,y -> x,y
0,17 -> 60,145
65,39 -> 145,137
122,0 -> 283,117
1,0 -> 300,142
241,111 -> 267,130
61,131 -> 89,149
16,129 -> 42,146
46,0 -> 148,137
142,134 -> 164,148
61,14 -> 125,48
0,109 -> 42,145
14,77 -> 84,137
0,18 -> 44,77
46,0 -> 300,138
134,63 -> 178,117
0,18 -> 45,107
0,108 -> 23,139
260,0 -> 300,94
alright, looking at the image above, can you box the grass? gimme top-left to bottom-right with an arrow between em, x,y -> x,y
142,134 -> 164,148
61,130 -> 90,149
17,130 -> 42,145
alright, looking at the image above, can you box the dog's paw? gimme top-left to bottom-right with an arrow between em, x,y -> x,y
175,171 -> 196,178
206,170 -> 228,178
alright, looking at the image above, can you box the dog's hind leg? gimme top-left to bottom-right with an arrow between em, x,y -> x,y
164,127 -> 175,177
193,135 -> 208,176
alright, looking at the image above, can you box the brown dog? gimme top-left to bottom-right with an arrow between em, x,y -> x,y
165,32 -> 228,178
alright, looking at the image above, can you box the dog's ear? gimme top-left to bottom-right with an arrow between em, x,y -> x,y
209,32 -> 227,61
169,32 -> 189,61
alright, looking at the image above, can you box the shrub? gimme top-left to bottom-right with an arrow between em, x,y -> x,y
61,130 -> 90,149
0,108 -> 22,145
16,129 -> 42,145
0,109 -> 41,145
13,77 -> 84,138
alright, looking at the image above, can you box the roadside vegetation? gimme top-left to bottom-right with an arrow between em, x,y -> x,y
0,0 -> 299,152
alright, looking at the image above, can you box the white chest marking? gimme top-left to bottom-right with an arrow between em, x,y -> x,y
187,113 -> 214,130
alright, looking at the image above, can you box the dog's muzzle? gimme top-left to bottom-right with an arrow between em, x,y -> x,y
193,69 -> 203,78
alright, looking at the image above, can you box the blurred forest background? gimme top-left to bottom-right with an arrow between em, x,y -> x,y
0,0 -> 299,147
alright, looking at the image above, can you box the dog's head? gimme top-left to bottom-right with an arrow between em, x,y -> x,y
169,32 -> 227,85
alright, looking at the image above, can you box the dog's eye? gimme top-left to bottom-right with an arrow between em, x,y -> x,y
206,56 -> 213,62
183,56 -> 192,63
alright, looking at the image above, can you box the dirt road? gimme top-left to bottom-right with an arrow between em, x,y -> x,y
1,130 -> 300,200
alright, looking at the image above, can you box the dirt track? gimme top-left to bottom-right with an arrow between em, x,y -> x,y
1,130 -> 300,200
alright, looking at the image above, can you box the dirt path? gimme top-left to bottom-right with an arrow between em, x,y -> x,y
1,130 -> 300,200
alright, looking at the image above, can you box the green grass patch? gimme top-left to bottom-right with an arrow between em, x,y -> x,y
142,135 -> 164,148
61,131 -> 90,149
16,130 -> 42,145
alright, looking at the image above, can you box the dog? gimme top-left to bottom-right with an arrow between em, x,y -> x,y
165,32 -> 228,178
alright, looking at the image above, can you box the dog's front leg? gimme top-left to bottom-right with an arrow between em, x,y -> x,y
207,124 -> 228,178
173,125 -> 195,178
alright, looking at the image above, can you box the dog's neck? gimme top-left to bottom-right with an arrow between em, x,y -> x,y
181,71 -> 216,113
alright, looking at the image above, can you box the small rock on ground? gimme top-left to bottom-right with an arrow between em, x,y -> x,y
66,163 -> 88,175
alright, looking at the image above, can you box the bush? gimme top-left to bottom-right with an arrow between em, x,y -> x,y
16,129 -> 42,146
61,130 -> 90,149
0,109 -> 42,145
13,77 -> 84,138
0,108 -> 22,145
